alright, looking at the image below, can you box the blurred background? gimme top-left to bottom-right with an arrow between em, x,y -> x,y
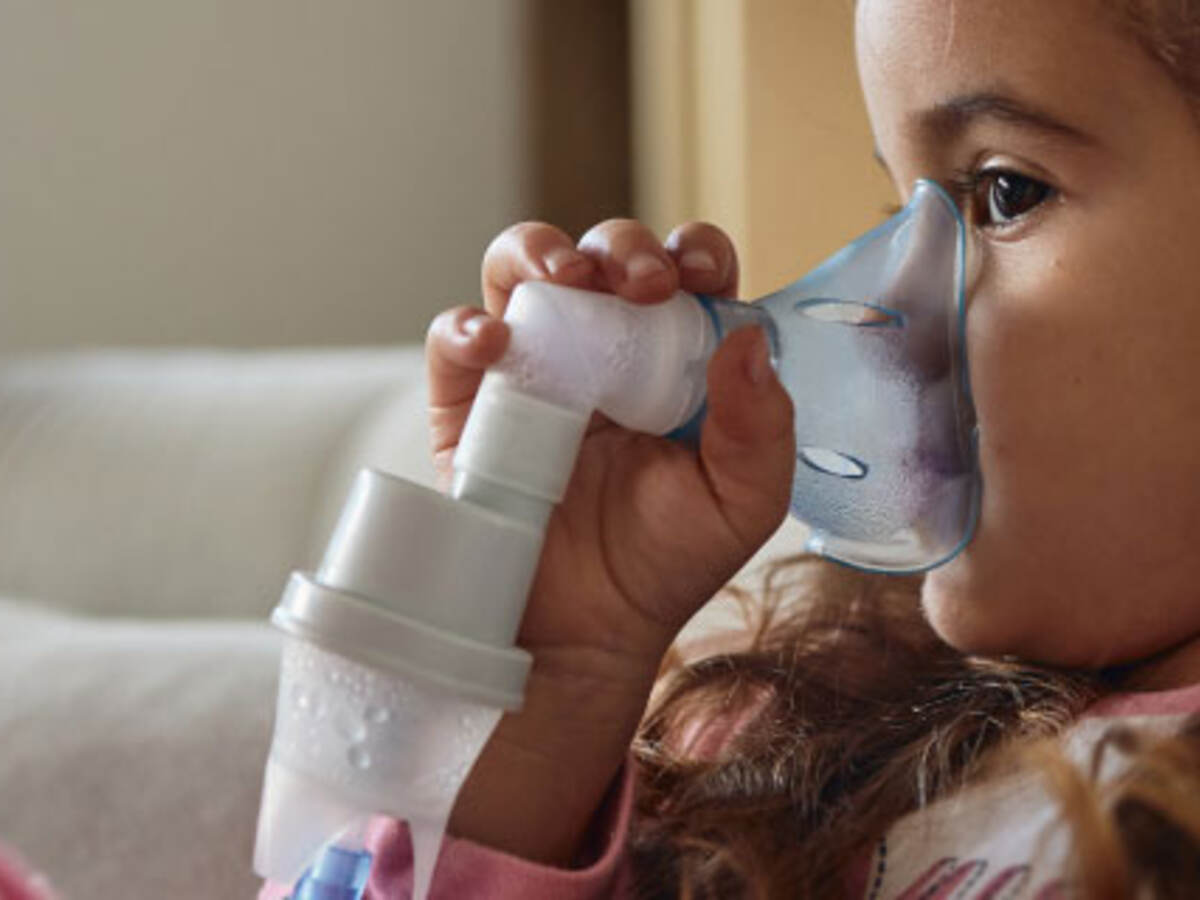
0,0 -> 892,351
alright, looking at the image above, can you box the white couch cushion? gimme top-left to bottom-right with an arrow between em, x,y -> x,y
0,348 -> 434,619
0,598 -> 278,899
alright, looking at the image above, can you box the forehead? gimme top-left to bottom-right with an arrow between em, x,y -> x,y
854,0 -> 1153,161
856,0 -> 1118,86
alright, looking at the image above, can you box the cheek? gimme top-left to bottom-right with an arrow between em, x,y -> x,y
921,261 -> 1096,656
966,250 -> 1107,528
922,232 -> 1200,664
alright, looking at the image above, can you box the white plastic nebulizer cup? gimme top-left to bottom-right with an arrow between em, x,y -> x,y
256,632 -> 503,899
254,468 -> 542,899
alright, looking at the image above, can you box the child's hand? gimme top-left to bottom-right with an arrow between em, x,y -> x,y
425,219 -> 794,863
427,218 -> 794,665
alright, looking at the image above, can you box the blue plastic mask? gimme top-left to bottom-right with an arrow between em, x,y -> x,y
699,179 -> 980,573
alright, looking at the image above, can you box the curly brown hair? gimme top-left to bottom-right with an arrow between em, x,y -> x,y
626,4 -> 1200,896
630,557 -> 1200,897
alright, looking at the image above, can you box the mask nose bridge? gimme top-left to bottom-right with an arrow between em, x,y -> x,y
873,183 -> 962,381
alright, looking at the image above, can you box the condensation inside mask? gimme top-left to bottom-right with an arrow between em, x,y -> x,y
745,178 -> 980,573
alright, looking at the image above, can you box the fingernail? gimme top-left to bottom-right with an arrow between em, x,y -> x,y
679,249 -> 718,275
461,315 -> 486,340
746,328 -> 772,387
625,252 -> 668,282
544,246 -> 586,277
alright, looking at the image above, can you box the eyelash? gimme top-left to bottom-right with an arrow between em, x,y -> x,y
947,166 -> 1056,229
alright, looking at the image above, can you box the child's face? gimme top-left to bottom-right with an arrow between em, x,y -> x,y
857,0 -> 1200,672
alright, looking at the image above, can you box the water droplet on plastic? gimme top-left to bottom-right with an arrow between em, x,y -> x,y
347,745 -> 371,770
365,705 -> 390,724
334,710 -> 367,742
292,686 -> 312,711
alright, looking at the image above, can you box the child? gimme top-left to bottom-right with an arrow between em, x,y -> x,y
408,1 -> 1200,896
59,0 -> 1183,897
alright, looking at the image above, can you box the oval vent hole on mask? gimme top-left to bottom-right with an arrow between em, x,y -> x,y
799,446 -> 869,480
794,298 -> 904,328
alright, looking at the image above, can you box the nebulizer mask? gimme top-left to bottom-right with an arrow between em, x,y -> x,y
253,178 -> 980,899
749,177 -> 979,569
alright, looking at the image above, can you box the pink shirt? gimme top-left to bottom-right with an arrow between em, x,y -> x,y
5,680 -> 1198,899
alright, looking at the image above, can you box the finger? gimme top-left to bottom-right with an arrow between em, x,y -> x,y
664,222 -> 740,299
481,222 -> 595,317
426,307 -> 510,461
426,306 -> 509,407
577,218 -> 679,303
698,326 -> 795,556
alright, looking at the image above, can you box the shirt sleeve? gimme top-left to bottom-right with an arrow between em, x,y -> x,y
363,758 -> 637,900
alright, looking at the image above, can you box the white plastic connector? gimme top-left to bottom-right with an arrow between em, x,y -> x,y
451,282 -> 716,524
496,281 -> 715,430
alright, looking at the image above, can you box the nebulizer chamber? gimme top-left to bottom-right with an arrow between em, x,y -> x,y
253,179 -> 980,898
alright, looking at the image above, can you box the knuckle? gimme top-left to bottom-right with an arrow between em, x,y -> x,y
578,218 -> 660,257
665,221 -> 734,253
482,222 -> 577,290
424,305 -> 471,346
505,221 -> 572,255
484,221 -> 544,261
507,220 -> 558,246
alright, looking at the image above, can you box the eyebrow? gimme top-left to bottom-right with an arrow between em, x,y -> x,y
915,90 -> 1099,147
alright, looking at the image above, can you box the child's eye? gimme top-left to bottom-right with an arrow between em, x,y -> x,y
949,167 -> 1055,229
981,170 -> 1052,226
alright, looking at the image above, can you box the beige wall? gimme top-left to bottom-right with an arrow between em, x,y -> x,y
0,2 -> 540,350
1,2 -> 886,349
632,0 -> 894,299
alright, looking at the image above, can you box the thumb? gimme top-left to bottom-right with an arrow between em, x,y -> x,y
698,325 -> 795,554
